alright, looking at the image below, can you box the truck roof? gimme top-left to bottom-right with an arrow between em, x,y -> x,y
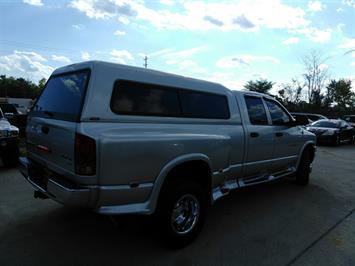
52,60 -> 233,95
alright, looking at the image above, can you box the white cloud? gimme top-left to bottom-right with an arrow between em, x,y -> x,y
336,23 -> 345,32
293,27 -> 332,43
51,55 -> 71,63
140,46 -> 207,74
70,0 -> 310,32
319,63 -> 328,70
81,51 -> 90,60
205,72 -> 245,90
114,30 -> 126,36
160,0 -> 174,5
0,50 -> 53,82
338,38 -> 355,49
118,16 -> 130,25
217,54 -> 280,68
307,1 -> 324,12
70,0 -> 136,20
110,49 -> 134,64
342,0 -> 355,8
350,62 -> 355,67
282,37 -> 300,45
147,48 -> 175,58
14,50 -> 47,62
72,24 -> 85,30
23,0 -> 43,6
337,7 -> 343,12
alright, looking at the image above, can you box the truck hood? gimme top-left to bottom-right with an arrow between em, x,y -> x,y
0,118 -> 19,131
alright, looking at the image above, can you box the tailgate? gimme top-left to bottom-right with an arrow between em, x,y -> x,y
27,117 -> 77,173
27,69 -> 90,174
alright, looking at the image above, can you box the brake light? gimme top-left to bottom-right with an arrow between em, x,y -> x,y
75,133 -> 96,175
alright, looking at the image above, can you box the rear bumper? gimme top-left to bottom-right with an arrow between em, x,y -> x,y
19,157 -> 154,214
19,157 -> 92,206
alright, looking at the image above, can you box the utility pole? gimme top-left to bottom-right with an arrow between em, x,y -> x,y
143,56 -> 148,68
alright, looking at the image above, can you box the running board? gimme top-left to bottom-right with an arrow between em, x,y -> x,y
212,167 -> 296,202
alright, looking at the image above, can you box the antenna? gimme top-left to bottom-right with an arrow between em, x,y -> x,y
143,55 -> 148,68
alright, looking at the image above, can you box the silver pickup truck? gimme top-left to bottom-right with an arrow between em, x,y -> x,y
19,61 -> 316,246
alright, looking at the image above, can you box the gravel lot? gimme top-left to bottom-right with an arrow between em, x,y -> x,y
1,144 -> 355,266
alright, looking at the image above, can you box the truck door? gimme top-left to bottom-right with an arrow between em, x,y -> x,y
263,98 -> 302,172
241,96 -> 274,178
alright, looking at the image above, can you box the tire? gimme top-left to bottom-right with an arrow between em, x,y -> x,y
156,179 -> 207,248
295,150 -> 311,186
333,135 -> 340,146
2,146 -> 19,168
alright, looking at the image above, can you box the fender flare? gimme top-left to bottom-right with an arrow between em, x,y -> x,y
295,141 -> 316,170
146,153 -> 212,213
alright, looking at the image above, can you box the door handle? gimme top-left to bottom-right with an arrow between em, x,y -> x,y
250,132 -> 259,138
275,132 -> 283,137
41,126 -> 49,134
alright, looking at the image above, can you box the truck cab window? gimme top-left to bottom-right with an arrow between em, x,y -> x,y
244,96 -> 268,125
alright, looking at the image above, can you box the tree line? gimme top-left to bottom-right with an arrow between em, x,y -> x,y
0,75 -> 46,99
244,50 -> 354,118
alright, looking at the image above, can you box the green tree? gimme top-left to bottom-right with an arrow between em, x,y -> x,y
38,78 -> 47,91
326,79 -> 354,110
244,79 -> 274,94
0,75 -> 42,98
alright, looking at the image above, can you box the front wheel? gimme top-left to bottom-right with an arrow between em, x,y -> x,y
156,180 -> 207,248
295,150 -> 311,186
333,135 -> 340,146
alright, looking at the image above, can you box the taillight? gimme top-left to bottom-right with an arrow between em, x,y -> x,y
75,133 -> 96,175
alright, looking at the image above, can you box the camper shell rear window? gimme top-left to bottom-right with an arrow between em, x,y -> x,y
31,69 -> 90,122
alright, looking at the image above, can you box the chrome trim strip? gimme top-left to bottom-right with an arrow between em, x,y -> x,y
243,155 -> 297,166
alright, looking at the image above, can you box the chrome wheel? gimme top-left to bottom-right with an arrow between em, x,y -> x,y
171,194 -> 200,235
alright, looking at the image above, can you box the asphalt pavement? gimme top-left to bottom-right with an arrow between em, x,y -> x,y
0,144 -> 354,266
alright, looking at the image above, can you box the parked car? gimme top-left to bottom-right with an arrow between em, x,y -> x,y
306,119 -> 355,145
342,115 -> 355,127
291,113 -> 311,125
0,103 -> 27,136
0,108 -> 20,167
291,112 -> 327,123
19,61 -> 316,246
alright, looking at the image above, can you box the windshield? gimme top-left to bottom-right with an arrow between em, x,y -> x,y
0,104 -> 17,114
344,116 -> 355,123
32,70 -> 90,121
311,120 -> 339,128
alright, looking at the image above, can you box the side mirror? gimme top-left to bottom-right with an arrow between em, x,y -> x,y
293,116 -> 309,126
4,112 -> 14,119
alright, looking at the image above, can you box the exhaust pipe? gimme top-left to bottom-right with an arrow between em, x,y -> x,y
34,191 -> 48,199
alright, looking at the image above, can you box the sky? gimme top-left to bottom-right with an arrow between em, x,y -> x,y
0,0 -> 354,93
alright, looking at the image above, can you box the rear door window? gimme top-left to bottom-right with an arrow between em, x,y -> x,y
244,96 -> 268,125
32,70 -> 90,121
